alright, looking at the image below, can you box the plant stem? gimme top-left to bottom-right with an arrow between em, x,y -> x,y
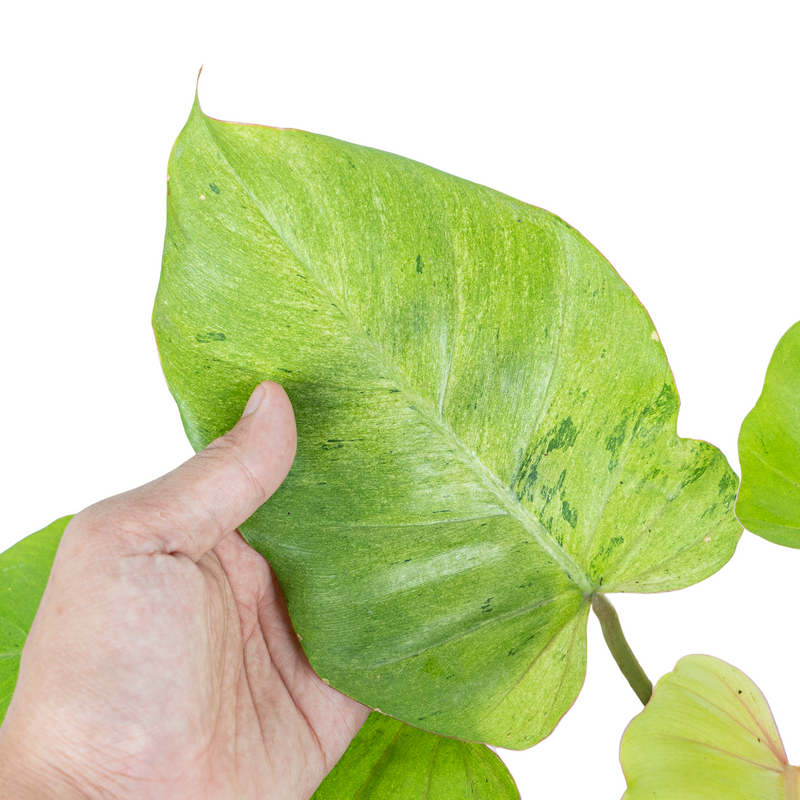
590,593 -> 653,705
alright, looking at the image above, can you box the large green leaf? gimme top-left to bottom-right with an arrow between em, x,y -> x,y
154,96 -> 742,747
313,712 -> 519,799
620,655 -> 799,800
0,515 -> 70,724
737,321 -> 800,548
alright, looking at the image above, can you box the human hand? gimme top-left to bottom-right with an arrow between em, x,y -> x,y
0,381 -> 369,800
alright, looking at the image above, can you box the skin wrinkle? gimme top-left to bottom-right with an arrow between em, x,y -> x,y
241,543 -> 331,777
257,595 -> 328,772
219,535 -> 305,792
201,550 -> 233,764
241,650 -> 277,787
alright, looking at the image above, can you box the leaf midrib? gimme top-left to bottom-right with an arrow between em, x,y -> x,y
200,114 -> 594,595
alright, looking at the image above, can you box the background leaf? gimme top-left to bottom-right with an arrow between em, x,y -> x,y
737,321 -> 800,548
0,515 -> 70,724
313,712 -> 519,800
154,100 -> 741,747
620,654 -> 799,800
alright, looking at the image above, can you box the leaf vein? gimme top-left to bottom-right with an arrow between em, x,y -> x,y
351,722 -> 405,800
483,603 -> 583,718
645,733 -> 785,773
742,445 -> 800,490
357,590 -> 576,670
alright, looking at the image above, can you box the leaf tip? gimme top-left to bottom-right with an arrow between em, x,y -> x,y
193,66 -> 204,115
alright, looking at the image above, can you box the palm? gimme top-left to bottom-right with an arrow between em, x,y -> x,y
97,530 -> 367,800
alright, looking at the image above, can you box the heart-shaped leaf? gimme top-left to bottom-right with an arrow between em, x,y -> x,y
154,96 -> 742,747
737,321 -> 800,548
0,515 -> 70,724
620,655 -> 799,799
312,712 -> 519,799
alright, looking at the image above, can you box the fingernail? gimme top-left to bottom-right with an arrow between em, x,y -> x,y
241,382 -> 267,417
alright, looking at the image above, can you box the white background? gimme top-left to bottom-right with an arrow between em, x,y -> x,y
2,1 -> 798,797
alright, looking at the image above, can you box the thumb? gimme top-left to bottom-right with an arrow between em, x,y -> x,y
81,381 -> 296,561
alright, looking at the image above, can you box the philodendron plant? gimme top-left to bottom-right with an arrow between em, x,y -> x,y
1,85 -> 796,797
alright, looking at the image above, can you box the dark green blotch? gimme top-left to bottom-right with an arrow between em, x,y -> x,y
718,470 -> 736,498
209,183 -> 221,194
546,417 -> 577,454
679,465 -> 706,489
636,383 -> 678,434
561,500 -> 578,528
195,332 -> 227,343
606,419 -> 627,456
515,419 -> 577,501
416,254 -> 423,274
540,469 -> 567,506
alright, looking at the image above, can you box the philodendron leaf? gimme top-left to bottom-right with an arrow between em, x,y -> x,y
0,516 -> 71,724
621,655 -> 800,800
737,320 -> 800,548
312,712 -> 519,799
154,95 -> 742,747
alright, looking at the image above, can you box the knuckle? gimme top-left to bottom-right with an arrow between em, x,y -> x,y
65,501 -> 160,557
199,433 -> 268,505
